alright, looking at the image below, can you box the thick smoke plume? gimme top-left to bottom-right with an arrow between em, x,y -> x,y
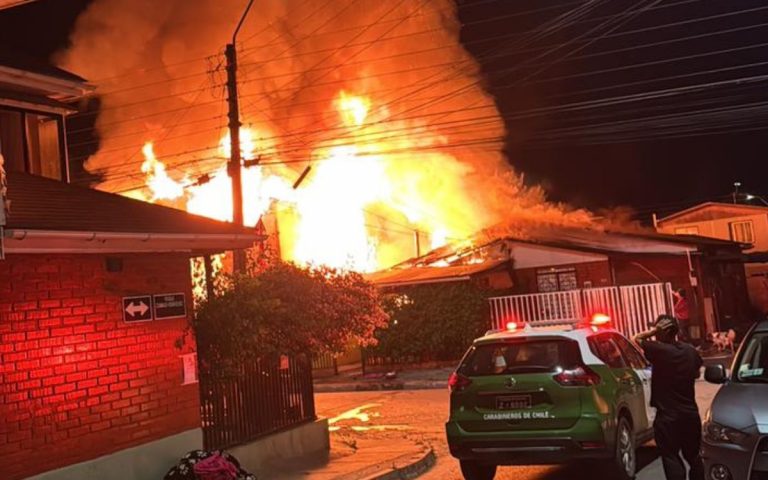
58,0 -> 591,268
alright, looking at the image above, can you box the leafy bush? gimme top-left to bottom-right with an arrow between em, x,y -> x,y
192,262 -> 388,373
371,282 -> 490,361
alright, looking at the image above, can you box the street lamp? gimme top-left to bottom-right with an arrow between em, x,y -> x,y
745,193 -> 768,206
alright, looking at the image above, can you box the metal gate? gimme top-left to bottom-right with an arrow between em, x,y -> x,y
199,355 -> 316,450
489,283 -> 674,337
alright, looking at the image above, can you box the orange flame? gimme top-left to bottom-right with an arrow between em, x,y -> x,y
139,91 -> 470,272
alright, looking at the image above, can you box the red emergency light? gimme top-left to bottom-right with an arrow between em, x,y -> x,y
590,313 -> 611,327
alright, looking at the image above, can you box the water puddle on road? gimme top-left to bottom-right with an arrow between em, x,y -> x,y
328,403 -> 412,433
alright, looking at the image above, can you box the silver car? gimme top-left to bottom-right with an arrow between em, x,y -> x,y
703,320 -> 768,480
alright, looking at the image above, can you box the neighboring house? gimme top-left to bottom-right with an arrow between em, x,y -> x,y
656,202 -> 768,314
369,226 -> 752,338
0,58 -> 326,480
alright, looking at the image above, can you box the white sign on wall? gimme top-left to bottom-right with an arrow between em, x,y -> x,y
180,353 -> 198,385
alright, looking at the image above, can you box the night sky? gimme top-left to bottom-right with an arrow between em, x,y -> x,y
2,0 -> 767,222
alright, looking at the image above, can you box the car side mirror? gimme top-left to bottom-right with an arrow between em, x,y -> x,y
705,364 -> 728,384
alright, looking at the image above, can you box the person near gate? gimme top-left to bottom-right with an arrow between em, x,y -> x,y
673,288 -> 691,342
633,315 -> 704,480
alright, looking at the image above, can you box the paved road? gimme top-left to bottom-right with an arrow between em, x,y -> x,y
316,381 -> 720,480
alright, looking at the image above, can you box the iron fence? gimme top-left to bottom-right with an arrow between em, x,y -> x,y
199,354 -> 315,450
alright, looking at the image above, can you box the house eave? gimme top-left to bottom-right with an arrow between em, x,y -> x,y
0,65 -> 93,100
2,229 -> 262,254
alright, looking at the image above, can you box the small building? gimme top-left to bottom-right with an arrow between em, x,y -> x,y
656,202 -> 768,313
369,226 -> 752,338
1,172 -> 261,480
0,55 -> 324,480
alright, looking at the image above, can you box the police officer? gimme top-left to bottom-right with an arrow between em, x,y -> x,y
633,315 -> 704,480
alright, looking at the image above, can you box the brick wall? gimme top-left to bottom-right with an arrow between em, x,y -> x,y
0,253 -> 199,480
611,255 -> 691,288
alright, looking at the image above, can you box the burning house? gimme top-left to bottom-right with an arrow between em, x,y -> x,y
55,0 -> 591,273
368,226 -> 753,339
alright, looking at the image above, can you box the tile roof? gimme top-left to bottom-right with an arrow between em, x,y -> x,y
4,172 -> 257,236
0,48 -> 86,83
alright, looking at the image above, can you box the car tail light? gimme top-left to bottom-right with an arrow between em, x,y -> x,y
448,372 -> 472,392
553,366 -> 601,387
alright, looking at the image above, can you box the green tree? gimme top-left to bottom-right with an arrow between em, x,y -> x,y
192,262 -> 389,372
372,282 -> 490,361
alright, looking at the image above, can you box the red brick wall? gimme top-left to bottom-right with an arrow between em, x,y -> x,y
0,253 -> 199,480
611,255 -> 691,288
512,261 -> 612,293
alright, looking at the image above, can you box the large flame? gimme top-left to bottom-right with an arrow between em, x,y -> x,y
138,91 -> 467,271
64,0 -> 593,274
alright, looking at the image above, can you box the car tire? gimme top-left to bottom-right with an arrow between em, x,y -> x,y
612,416 -> 637,480
459,460 -> 497,480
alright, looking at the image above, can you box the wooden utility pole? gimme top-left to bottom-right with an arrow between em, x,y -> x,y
225,0 -> 255,273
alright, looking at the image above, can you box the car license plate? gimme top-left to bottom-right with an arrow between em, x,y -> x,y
496,395 -> 531,410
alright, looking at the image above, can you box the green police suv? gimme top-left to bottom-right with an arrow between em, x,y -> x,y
446,318 -> 656,480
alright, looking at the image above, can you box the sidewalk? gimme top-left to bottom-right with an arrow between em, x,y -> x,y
258,426 -> 434,480
314,367 -> 453,393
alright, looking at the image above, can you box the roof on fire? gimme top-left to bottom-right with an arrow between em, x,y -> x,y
367,224 -> 748,288
2,172 -> 262,253
365,259 -> 511,288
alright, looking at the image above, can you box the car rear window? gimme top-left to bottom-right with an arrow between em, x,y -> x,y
458,338 -> 582,376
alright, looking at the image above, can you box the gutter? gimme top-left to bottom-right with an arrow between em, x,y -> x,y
5,229 -> 262,242
0,65 -> 94,99
3,229 -> 263,254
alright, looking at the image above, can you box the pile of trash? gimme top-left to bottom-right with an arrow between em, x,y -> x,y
163,450 -> 256,480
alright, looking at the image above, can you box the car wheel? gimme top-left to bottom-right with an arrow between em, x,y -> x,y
459,460 -> 497,480
613,416 -> 637,480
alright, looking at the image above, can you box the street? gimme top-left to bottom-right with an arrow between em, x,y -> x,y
316,382 -> 720,480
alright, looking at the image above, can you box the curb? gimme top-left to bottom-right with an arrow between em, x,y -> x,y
360,447 -> 436,480
315,381 -> 445,393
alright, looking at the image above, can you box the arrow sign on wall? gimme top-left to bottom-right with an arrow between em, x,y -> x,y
122,295 -> 153,322
125,301 -> 149,317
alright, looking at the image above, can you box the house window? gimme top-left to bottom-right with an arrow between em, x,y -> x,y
0,107 -> 64,181
537,268 -> 577,292
729,221 -> 755,243
674,226 -> 699,235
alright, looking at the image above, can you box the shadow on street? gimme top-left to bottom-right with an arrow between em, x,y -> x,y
534,446 -> 659,480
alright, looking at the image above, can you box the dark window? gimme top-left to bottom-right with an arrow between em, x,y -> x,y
537,268 -> 577,292
588,334 -> 627,368
459,339 -> 582,377
0,109 -> 24,172
734,333 -> 768,383
25,113 -> 62,180
0,108 -> 64,181
613,334 -> 648,369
